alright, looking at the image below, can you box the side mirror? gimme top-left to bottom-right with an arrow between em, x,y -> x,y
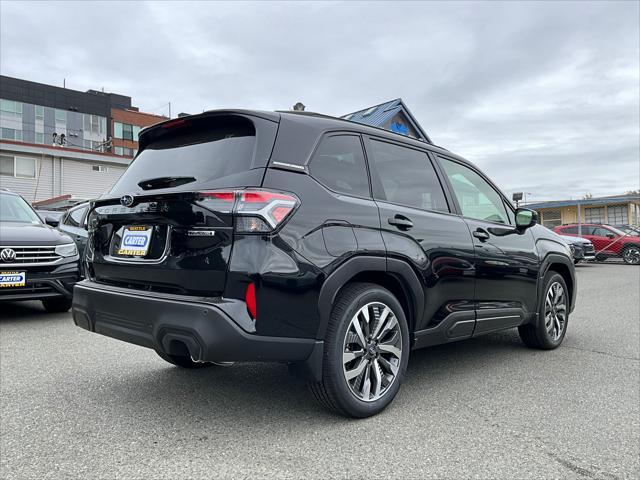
45,216 -> 59,227
515,208 -> 537,230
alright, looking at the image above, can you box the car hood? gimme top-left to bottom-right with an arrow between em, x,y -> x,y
0,222 -> 73,246
559,235 -> 592,245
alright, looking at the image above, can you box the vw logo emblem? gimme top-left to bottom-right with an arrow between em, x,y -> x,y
0,248 -> 16,262
120,194 -> 135,207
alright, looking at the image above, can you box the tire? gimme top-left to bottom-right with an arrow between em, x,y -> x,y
573,259 -> 581,265
41,297 -> 72,313
595,253 -> 607,262
308,283 -> 410,418
518,272 -> 569,350
621,245 -> 640,265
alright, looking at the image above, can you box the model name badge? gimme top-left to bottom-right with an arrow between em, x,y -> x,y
187,230 -> 215,237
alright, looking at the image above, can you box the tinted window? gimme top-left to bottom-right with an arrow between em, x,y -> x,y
368,140 -> 448,212
309,135 -> 369,197
109,116 -> 257,196
593,227 -> 614,237
561,226 -> 579,234
439,157 -> 510,224
65,206 -> 88,227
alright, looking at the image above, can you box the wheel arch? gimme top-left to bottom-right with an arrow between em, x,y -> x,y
316,256 -> 424,342
540,253 -> 576,314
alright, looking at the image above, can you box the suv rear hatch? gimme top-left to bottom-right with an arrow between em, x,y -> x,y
87,112 -> 279,296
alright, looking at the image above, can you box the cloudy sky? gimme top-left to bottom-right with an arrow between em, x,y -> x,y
1,1 -> 638,201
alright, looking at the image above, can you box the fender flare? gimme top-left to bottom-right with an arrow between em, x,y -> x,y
538,252 -> 576,316
316,256 -> 424,338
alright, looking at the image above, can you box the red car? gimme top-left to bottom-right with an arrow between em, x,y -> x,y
553,224 -> 640,265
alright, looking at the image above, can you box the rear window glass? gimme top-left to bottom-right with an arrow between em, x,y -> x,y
109,116 -> 256,195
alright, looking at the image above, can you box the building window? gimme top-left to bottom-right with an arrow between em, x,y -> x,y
55,109 -> 67,122
132,125 -> 141,140
92,165 -> 108,172
0,99 -> 22,116
114,122 -> 123,139
1,127 -> 23,141
0,155 -> 12,175
35,105 -> 44,120
0,155 -> 36,178
585,207 -> 605,223
542,209 -> 562,228
35,132 -> 45,144
607,205 -> 628,225
83,114 -> 107,135
122,123 -> 133,141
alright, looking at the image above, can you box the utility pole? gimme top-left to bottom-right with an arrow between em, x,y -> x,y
168,102 -> 171,119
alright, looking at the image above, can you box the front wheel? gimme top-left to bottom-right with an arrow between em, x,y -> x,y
621,245 -> 640,265
309,283 -> 410,418
518,272 -> 569,349
42,297 -> 72,313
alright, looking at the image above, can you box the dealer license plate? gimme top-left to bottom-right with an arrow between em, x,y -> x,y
0,271 -> 26,288
118,226 -> 153,256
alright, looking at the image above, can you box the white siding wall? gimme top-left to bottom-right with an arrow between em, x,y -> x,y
0,154 -> 54,202
61,158 -> 126,198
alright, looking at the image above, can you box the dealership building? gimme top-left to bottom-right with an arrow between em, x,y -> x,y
526,194 -> 640,228
0,75 -> 166,204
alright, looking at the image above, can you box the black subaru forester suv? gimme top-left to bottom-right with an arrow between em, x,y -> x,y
73,110 -> 576,417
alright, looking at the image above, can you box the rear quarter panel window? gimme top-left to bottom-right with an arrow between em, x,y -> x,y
309,134 -> 370,197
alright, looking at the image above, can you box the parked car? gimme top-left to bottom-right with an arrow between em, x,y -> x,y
557,235 -> 596,264
0,189 -> 80,312
553,224 -> 640,265
57,202 -> 90,259
72,110 -> 576,417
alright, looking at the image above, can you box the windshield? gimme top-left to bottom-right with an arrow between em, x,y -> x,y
109,116 -> 257,196
0,194 -> 42,224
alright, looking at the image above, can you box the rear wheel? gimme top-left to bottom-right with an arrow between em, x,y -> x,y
309,283 -> 409,418
621,245 -> 640,265
518,272 -> 569,349
42,297 -> 72,313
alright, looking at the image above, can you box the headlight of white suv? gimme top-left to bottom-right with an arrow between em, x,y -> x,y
55,243 -> 78,257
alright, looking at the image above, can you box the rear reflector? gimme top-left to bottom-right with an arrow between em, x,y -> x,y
196,189 -> 299,232
245,282 -> 257,320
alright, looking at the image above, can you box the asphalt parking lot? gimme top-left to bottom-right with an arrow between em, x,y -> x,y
1,263 -> 638,479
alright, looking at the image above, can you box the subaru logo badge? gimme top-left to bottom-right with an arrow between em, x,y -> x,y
0,248 -> 16,262
120,194 -> 135,207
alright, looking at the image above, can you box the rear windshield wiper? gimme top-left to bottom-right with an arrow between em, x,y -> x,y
137,176 -> 196,190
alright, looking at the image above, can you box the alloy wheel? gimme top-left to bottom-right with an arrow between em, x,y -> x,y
545,282 -> 567,342
342,302 -> 403,402
622,247 -> 640,265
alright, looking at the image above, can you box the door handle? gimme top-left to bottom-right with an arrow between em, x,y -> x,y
388,214 -> 413,231
473,228 -> 490,241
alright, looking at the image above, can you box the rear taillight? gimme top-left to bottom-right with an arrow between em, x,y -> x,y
196,189 -> 299,233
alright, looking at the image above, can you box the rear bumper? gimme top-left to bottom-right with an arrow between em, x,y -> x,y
72,280 -> 320,364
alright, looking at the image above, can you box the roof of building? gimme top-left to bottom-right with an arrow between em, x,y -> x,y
341,98 -> 431,143
526,194 -> 640,210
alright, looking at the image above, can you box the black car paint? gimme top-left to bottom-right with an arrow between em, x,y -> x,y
0,192 -> 80,302
73,110 -> 576,379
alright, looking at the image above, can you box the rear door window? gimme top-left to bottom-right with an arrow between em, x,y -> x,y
367,139 -> 449,212
309,134 -> 370,197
